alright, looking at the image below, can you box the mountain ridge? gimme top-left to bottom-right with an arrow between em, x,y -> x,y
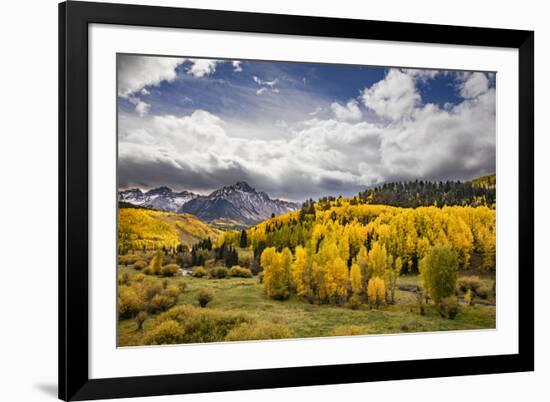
119,182 -> 300,228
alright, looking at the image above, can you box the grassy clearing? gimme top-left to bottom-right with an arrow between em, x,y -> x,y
118,265 -> 496,346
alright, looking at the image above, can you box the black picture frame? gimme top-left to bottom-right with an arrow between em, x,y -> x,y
59,1 -> 534,400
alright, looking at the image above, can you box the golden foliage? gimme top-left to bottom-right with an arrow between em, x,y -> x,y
367,276 -> 386,307
118,208 -> 220,251
350,262 -> 362,296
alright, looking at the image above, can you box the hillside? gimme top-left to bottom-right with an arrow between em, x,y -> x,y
470,174 -> 496,188
354,174 -> 496,208
243,198 -> 496,276
118,208 -> 221,251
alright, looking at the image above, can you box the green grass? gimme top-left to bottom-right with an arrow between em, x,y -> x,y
118,266 -> 496,346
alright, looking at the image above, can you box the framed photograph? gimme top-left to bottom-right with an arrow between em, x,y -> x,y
59,1 -> 534,400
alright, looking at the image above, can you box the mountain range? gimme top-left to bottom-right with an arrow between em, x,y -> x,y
119,181 -> 300,227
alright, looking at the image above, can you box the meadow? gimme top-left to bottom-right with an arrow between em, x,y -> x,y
118,258 -> 495,346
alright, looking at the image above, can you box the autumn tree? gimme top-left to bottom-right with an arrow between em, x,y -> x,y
386,256 -> 401,304
261,247 -> 291,300
291,245 -> 312,299
148,250 -> 164,275
367,241 -> 390,279
419,244 -> 458,304
324,257 -> 348,304
350,262 -> 362,296
350,262 -> 363,305
367,276 -> 386,308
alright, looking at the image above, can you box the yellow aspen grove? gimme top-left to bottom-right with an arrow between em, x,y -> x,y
350,262 -> 362,296
337,230 -> 350,263
367,276 -> 386,307
324,257 -> 349,303
314,239 -> 339,302
367,241 -> 390,279
291,245 -> 309,297
260,247 -> 277,291
280,247 -> 293,291
261,247 -> 290,300
446,213 -> 474,267
244,198 -> 495,307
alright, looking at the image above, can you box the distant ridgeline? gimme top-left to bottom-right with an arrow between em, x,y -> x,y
352,174 -> 496,208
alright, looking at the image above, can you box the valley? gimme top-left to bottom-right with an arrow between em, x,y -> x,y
117,176 -> 497,346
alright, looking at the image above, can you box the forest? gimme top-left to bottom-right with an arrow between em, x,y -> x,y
117,177 -> 496,346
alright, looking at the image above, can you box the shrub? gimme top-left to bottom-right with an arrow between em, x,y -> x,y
475,285 -> 490,299
367,276 -> 386,307
151,305 -> 253,343
348,294 -> 362,310
229,266 -> 253,278
143,320 -> 185,345
118,254 -> 140,265
161,264 -> 180,277
118,272 -> 130,285
148,293 -> 176,313
176,281 -> 187,292
457,276 -> 483,293
197,288 -> 213,307
210,267 -> 229,279
133,260 -> 147,270
225,322 -> 292,341
420,244 -> 458,303
139,279 -> 163,301
148,250 -> 164,275
330,325 -> 366,336
464,289 -> 473,305
134,273 -> 146,283
118,286 -> 141,319
165,285 -> 181,299
191,267 -> 207,278
135,311 -> 148,331
439,297 -> 459,319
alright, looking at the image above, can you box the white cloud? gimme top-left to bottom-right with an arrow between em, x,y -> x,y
459,72 -> 490,99
361,69 -> 420,120
133,100 -> 150,117
253,76 -> 280,95
119,67 -> 495,200
253,76 -> 278,87
117,55 -> 184,97
187,59 -> 220,78
309,106 -> 323,116
127,96 -> 150,117
232,61 -> 243,72
402,68 -> 439,82
118,55 -> 229,116
330,100 -> 363,122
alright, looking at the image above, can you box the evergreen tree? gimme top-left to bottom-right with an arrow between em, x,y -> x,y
239,230 -> 248,248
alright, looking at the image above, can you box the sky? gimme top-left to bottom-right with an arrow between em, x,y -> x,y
117,54 -> 496,202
